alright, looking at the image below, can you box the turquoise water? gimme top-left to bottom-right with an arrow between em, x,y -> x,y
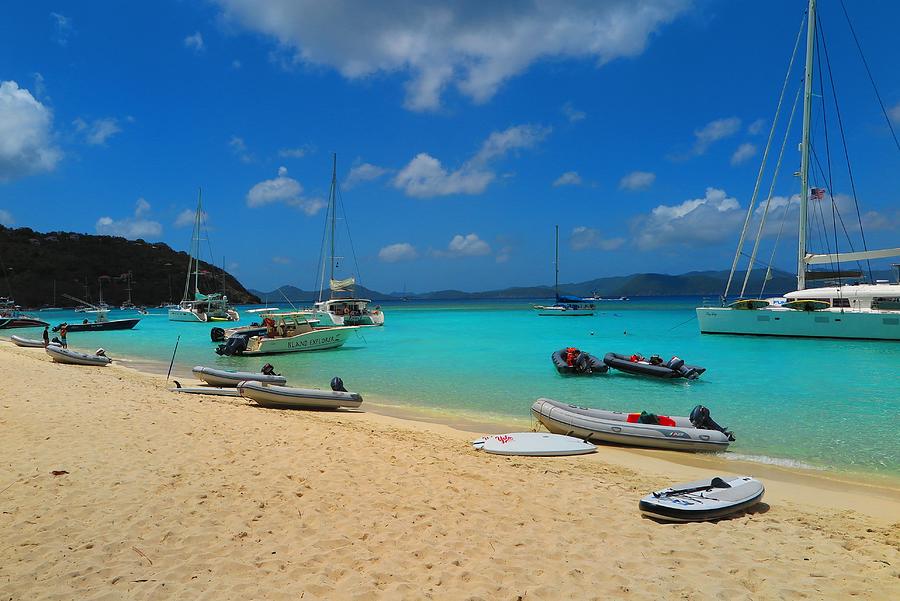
10,299 -> 899,477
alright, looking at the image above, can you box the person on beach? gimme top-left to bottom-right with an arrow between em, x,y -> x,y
59,324 -> 68,348
42,326 -> 49,347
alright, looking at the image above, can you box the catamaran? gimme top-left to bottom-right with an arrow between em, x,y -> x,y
534,225 -> 595,316
169,190 -> 240,323
697,0 -> 899,340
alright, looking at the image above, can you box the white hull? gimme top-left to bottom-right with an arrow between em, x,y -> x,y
238,380 -> 363,409
168,308 -> 206,322
46,345 -> 112,366
241,326 -> 356,355
533,306 -> 594,317
697,307 -> 900,340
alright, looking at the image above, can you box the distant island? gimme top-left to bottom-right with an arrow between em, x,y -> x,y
0,225 -> 260,308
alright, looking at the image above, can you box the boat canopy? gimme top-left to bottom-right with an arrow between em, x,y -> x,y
330,277 -> 355,292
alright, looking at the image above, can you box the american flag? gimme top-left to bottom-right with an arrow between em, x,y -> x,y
810,187 -> 825,200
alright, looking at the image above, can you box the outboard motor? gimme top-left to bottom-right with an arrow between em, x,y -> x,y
690,405 -> 735,441
261,363 -> 279,376
666,356 -> 697,379
210,327 -> 226,342
216,335 -> 248,356
330,376 -> 347,392
574,352 -> 593,374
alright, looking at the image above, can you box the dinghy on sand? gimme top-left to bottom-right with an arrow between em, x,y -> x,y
192,365 -> 287,387
238,378 -> 362,410
531,398 -> 734,452
10,335 -> 48,348
46,345 -> 112,366
639,476 -> 764,522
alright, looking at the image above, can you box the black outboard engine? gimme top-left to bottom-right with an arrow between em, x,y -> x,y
216,335 -> 248,356
261,363 -> 280,376
690,405 -> 735,441
210,327 -> 226,342
574,352 -> 593,374
330,376 -> 347,392
666,356 -> 698,380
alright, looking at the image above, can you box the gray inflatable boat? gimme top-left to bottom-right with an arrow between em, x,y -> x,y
46,345 -> 112,366
237,380 -> 363,410
639,476 -> 764,522
192,365 -> 287,387
531,398 -> 733,452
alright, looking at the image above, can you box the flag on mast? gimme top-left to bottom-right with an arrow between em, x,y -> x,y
810,187 -> 825,200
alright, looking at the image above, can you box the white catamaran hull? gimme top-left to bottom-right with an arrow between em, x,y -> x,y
241,327 -> 357,355
168,308 -> 207,322
697,307 -> 900,340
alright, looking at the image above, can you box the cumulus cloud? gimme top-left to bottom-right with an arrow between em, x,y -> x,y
619,170 -> 655,190
246,166 -> 325,215
213,0 -> 688,111
378,242 -> 418,263
73,117 -> 122,146
96,199 -> 163,239
185,31 -> 205,52
562,102 -> 586,123
345,163 -> 388,189
570,226 -> 625,251
693,117 -> 741,154
731,142 -> 757,166
433,233 -> 492,257
394,123 -> 549,197
887,102 -> 900,125
229,135 -> 254,163
0,209 -> 13,226
632,187 -> 744,250
553,171 -> 582,187
0,80 -> 61,182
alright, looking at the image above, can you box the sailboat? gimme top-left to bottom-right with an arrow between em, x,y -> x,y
533,225 -> 595,316
168,190 -> 240,323
310,154 -> 385,327
697,0 -> 900,340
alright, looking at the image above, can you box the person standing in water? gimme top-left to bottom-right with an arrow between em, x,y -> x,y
42,326 -> 49,347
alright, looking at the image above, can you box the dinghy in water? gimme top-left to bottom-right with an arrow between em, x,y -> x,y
191,365 -> 287,387
551,348 -> 608,375
603,352 -> 705,380
639,476 -> 764,522
237,379 -> 362,410
10,335 -> 48,348
46,345 -> 112,366
531,398 -> 734,452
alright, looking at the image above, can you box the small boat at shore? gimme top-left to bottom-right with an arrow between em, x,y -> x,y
10,335 -> 48,348
551,348 -> 608,375
55,312 -> 141,332
216,312 -> 356,356
237,380 -> 363,410
46,345 -> 112,366
603,352 -> 705,380
531,398 -> 734,452
639,476 -> 765,522
192,365 -> 287,387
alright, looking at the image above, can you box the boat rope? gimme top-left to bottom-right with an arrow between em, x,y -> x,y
723,9 -> 806,302
739,84 -> 802,298
335,184 -> 365,291
667,313 -> 697,331
839,0 -> 900,154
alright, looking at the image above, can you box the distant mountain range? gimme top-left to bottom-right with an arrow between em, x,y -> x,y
250,269 -> 812,302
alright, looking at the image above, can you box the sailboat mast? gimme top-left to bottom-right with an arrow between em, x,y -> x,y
329,154 -> 337,289
194,188 -> 202,298
797,0 -> 816,291
554,224 -> 560,300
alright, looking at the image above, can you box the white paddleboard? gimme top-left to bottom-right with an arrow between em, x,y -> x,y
472,432 -> 596,456
169,386 -> 240,397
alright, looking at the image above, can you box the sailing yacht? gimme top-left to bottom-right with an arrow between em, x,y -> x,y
533,225 -> 595,316
697,0 -> 899,340
168,190 -> 240,323
309,155 -> 385,327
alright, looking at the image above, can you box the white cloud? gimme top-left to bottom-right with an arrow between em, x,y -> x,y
229,135 -> 253,163
570,226 -> 625,251
731,142 -> 757,166
213,0 -> 688,111
553,171 -> 582,187
433,233 -> 491,257
50,12 -> 72,46
272,256 -> 292,265
246,166 -> 325,215
693,117 -> 741,155
0,80 -> 61,182
95,199 -> 162,239
345,162 -> 388,189
747,118 -> 766,135
632,187 -> 743,250
619,170 -> 655,191
888,102 -> 900,125
174,208 -> 207,228
73,117 -> 122,146
378,242 -> 418,263
562,102 -> 586,123
0,209 -> 13,226
394,123 -> 549,198
278,145 -> 310,158
185,31 -> 205,52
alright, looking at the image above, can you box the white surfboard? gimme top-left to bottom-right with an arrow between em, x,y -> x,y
169,385 -> 241,397
472,432 -> 596,456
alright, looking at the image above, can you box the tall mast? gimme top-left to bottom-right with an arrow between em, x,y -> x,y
194,188 -> 202,297
554,224 -> 560,300
329,154 -> 337,289
797,0 -> 816,291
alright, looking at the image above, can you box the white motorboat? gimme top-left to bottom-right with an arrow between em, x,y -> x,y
697,0 -> 899,340
169,190 -> 240,323
237,380 -> 363,410
191,365 -> 288,387
533,226 -> 595,316
46,345 -> 112,366
216,311 -> 357,356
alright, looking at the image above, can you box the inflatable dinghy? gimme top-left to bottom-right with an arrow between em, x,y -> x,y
46,345 -> 112,366
472,432 -> 596,456
191,365 -> 287,387
531,398 -> 734,452
238,380 -> 362,410
604,352 -> 705,380
639,476 -> 764,522
10,335 -> 48,348
551,348 -> 608,375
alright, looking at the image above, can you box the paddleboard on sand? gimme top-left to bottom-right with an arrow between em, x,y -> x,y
639,475 -> 764,522
472,432 -> 596,456
169,382 -> 241,397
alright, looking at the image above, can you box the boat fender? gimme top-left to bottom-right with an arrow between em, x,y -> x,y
330,376 -> 347,392
565,347 -> 579,367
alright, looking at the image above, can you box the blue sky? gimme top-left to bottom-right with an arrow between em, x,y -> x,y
1,0 -> 898,293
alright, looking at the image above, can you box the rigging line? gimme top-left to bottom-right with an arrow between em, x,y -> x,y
723,8 -> 807,301
809,145 -> 865,277
758,195 -> 793,298
335,184 -> 364,290
740,84 -> 802,297
839,0 -> 900,153
819,11 -> 873,282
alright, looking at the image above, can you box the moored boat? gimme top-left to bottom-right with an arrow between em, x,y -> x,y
603,352 -> 705,380
551,348 -> 607,375
46,345 -> 112,366
533,226 -> 595,317
639,476 -> 765,522
216,311 -> 357,356
531,398 -> 734,452
192,365 -> 288,387
55,312 -> 141,332
237,380 -> 363,410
